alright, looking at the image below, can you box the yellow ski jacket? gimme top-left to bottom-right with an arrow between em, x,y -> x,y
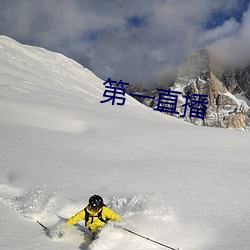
67,206 -> 121,233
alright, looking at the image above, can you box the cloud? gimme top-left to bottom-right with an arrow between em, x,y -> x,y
0,0 -> 249,87
209,4 -> 250,69
200,18 -> 240,45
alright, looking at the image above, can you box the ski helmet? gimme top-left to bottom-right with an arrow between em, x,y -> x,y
89,195 -> 104,210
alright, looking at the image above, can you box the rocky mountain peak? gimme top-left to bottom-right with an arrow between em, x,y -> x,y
217,66 -> 250,101
177,48 -> 210,78
128,48 -> 250,130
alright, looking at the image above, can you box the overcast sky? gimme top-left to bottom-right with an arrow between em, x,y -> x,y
0,0 -> 249,88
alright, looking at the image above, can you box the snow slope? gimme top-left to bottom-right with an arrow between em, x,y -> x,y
0,36 -> 250,250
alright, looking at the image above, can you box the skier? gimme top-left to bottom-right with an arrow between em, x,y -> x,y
66,194 -> 121,239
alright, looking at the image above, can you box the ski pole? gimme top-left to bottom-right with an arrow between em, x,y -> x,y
37,220 -> 48,231
122,227 -> 180,250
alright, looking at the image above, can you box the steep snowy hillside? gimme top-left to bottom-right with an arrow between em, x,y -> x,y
0,36 -> 250,250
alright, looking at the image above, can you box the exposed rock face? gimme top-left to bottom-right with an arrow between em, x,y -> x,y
217,66 -> 250,100
127,49 -> 250,130
172,49 -> 250,129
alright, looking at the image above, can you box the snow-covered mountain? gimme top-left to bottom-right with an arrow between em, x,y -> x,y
174,49 -> 250,129
0,36 -> 250,250
128,49 -> 250,130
